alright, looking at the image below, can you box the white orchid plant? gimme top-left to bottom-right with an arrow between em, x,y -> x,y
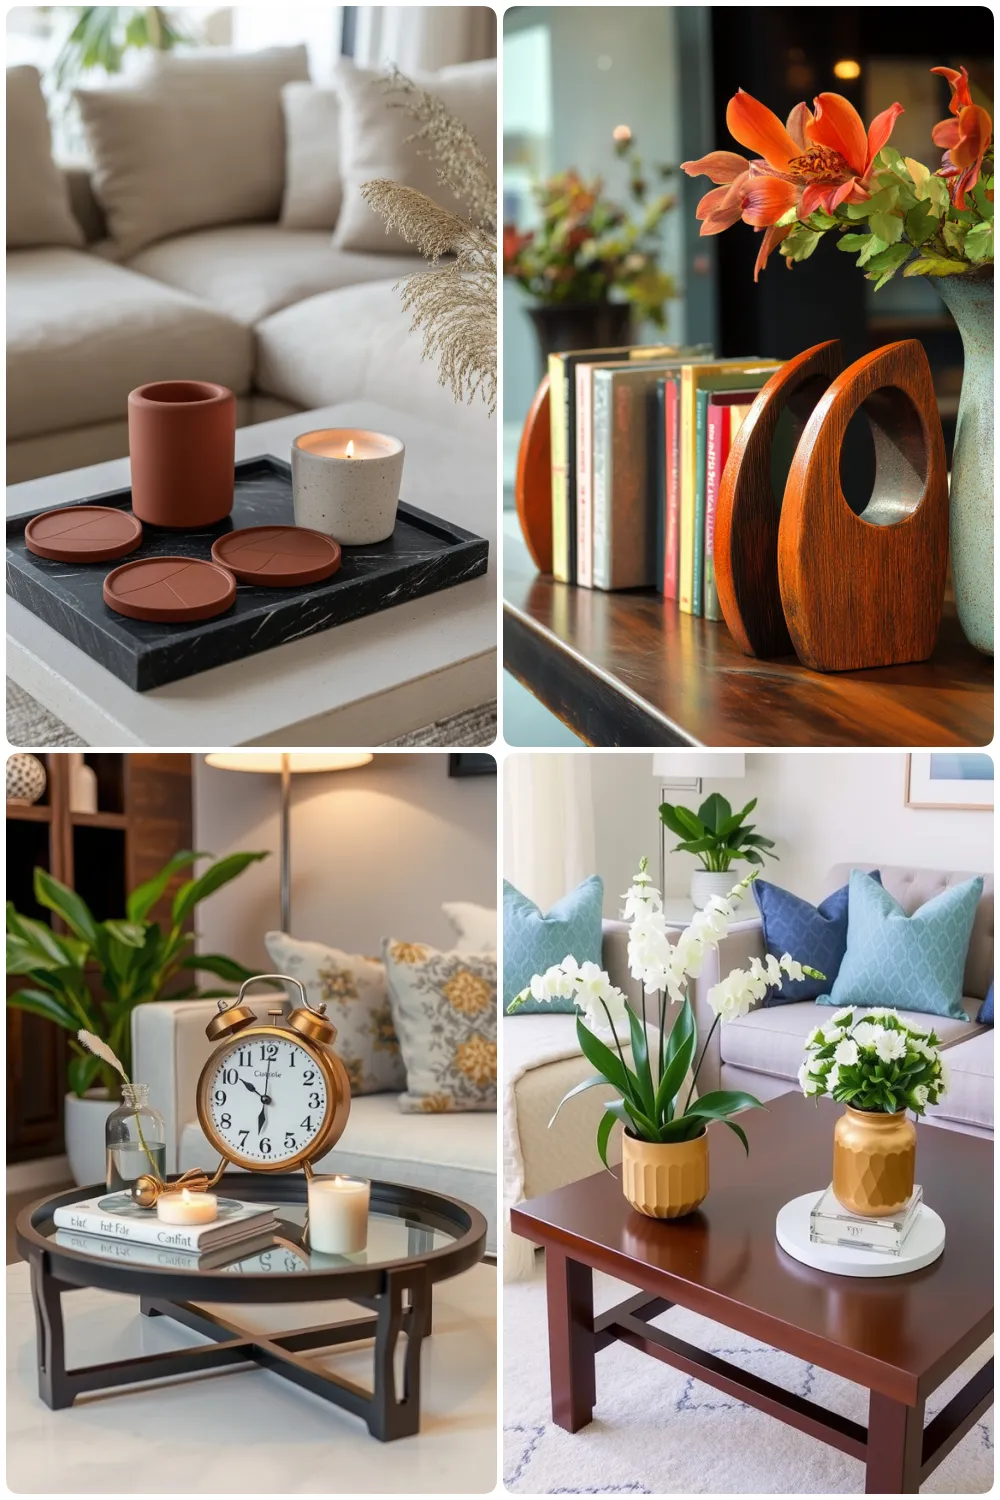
800,1007 -> 949,1116
509,860 -> 823,1165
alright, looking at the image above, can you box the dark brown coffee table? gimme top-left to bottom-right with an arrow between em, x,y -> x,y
510,1092 -> 993,1493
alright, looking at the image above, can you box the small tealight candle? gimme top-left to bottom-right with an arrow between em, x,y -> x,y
291,429 -> 404,546
156,1188 -> 219,1226
307,1174 -> 370,1254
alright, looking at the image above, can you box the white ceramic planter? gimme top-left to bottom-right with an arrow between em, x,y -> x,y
64,1090 -> 115,1187
690,869 -> 739,909
291,428 -> 404,545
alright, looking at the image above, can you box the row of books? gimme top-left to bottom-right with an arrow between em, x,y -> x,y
548,346 -> 781,614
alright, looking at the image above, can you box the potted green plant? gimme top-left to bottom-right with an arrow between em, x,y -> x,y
681,65 -> 994,655
7,850 -> 270,1184
510,862 -> 821,1217
503,129 -> 677,370
658,792 -> 777,909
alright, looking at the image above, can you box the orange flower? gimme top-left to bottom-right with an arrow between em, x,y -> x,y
682,88 -> 903,277
931,66 -> 992,208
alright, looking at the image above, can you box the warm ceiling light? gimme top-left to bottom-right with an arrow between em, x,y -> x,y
833,59 -> 862,81
205,753 -> 373,773
612,124 -> 632,143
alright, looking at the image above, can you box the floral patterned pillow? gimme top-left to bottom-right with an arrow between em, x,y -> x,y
265,931 -> 406,1096
383,940 -> 497,1113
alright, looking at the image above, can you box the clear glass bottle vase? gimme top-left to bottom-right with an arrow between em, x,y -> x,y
105,1084 -> 167,1192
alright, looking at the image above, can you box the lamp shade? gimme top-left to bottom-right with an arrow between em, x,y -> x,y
205,753 -> 373,774
651,753 -> 745,779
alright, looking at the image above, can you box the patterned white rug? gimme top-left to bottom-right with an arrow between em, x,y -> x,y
505,1257 -> 993,1494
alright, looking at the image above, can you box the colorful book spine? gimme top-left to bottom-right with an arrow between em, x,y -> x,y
704,401 -> 732,622
662,376 -> 681,600
548,353 -> 569,582
653,379 -> 667,594
592,370 -> 611,589
692,388 -> 710,616
575,363 -> 593,587
678,374 -> 698,614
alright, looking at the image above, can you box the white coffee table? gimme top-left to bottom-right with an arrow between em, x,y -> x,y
7,401 -> 496,746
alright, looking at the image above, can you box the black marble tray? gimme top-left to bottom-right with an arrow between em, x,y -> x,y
6,456 -> 490,691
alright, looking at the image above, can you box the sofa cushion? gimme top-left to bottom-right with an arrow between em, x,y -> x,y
443,901 -> 497,953
720,996 -> 984,1082
502,876 -> 604,1015
753,871 -> 881,1006
332,57 -> 496,255
978,980 -> 993,1025
180,1092 -> 497,1252
255,279 -> 494,440
821,871 -> 983,1021
7,67 -> 84,250
384,940 -> 497,1112
925,1029 -> 994,1132
6,248 -> 253,440
280,82 -> 342,231
76,45 -> 309,256
127,224 -> 420,325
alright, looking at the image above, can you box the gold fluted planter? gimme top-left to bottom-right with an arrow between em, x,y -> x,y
832,1106 -> 916,1217
621,1129 -> 709,1218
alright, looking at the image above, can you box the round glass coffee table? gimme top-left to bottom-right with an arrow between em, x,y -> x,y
17,1173 -> 487,1440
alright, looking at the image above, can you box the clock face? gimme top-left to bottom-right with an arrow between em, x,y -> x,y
205,1033 -> 331,1168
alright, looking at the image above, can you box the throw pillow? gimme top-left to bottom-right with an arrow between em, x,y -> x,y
383,940 -> 496,1113
76,45 -> 309,257
279,82 -> 342,230
819,870 -> 984,1021
332,56 -> 496,255
753,871 -> 882,1006
442,900 -> 496,952
979,981 -> 994,1025
7,67 -> 83,249
503,876 -> 604,1016
264,930 -> 406,1095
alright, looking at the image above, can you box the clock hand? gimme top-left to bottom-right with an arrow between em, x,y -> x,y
241,1079 -> 264,1098
258,1056 -> 274,1135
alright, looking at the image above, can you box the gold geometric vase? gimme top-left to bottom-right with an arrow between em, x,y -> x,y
832,1106 -> 916,1217
621,1129 -> 709,1218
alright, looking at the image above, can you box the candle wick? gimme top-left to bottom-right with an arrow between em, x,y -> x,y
345,440 -> 355,459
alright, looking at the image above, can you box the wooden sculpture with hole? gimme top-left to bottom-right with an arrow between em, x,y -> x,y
715,341 -> 844,658
515,373 -> 553,574
777,339 -> 948,673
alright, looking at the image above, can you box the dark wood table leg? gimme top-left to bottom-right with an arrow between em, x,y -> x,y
29,1254 -> 72,1410
545,1247 -> 596,1432
865,1390 -> 925,1493
368,1264 -> 429,1441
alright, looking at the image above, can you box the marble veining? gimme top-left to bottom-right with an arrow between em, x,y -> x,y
6,457 -> 489,692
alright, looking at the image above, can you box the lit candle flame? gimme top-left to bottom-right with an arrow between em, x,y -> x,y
345,440 -> 355,459
181,1188 -> 193,1203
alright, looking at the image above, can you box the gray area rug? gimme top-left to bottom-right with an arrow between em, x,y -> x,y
6,680 -> 496,749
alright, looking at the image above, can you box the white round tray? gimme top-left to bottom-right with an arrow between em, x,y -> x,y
775,1192 -> 945,1278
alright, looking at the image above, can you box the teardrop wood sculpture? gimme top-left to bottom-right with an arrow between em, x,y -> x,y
778,340 -> 948,672
714,341 -> 843,658
515,373 -> 553,574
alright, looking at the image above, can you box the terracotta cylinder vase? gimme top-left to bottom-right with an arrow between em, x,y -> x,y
832,1106 -> 916,1217
621,1129 -> 709,1219
128,381 -> 236,529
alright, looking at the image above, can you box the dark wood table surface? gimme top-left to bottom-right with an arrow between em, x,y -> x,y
511,1093 -> 993,1492
503,518 -> 994,748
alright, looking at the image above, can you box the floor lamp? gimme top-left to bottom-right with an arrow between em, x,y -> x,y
204,752 -> 372,933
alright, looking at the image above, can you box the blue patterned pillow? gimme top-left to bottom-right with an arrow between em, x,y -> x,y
979,981 -> 994,1025
819,870 -> 983,1021
503,876 -> 604,1015
753,871 -> 881,1006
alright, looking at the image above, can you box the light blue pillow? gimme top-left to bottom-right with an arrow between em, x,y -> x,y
819,870 -> 983,1021
503,876 -> 604,1016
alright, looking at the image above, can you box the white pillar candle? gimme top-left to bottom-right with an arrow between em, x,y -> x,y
291,429 -> 405,545
156,1189 -> 218,1225
307,1175 -> 371,1254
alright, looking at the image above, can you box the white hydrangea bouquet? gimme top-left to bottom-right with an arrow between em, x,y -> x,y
800,1007 -> 949,1115
509,860 -> 823,1164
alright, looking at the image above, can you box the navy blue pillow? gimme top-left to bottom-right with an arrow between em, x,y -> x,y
752,871 -> 882,1006
979,981 -> 994,1025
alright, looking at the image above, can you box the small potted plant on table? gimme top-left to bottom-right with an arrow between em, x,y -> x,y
659,791 -> 777,909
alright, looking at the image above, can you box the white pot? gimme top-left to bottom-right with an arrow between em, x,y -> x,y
690,870 -> 740,910
64,1090 -> 115,1187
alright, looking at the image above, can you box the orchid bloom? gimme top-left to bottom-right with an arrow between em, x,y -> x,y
682,88 -> 903,278
931,65 -> 992,209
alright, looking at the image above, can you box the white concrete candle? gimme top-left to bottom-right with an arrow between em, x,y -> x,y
156,1189 -> 218,1225
291,429 -> 404,545
307,1175 -> 370,1254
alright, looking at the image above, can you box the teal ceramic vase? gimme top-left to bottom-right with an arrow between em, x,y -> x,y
932,270 -> 994,655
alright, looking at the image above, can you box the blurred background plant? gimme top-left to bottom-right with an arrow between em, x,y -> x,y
50,6 -> 193,90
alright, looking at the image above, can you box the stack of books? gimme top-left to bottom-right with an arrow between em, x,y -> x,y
52,1192 -> 279,1268
548,346 -> 781,613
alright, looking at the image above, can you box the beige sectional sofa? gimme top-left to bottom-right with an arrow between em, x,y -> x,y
7,49 -> 495,483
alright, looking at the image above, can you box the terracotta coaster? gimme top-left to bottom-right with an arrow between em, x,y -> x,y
103,557 -> 236,623
210,525 -> 342,586
25,506 -> 143,563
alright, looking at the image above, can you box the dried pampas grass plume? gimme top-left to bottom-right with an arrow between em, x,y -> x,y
77,1029 -> 129,1083
360,68 -> 496,415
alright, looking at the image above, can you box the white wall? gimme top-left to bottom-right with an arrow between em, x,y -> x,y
192,754 -> 497,968
517,752 -> 994,917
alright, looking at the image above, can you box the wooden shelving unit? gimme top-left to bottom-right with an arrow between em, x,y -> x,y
6,754 -> 193,1163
